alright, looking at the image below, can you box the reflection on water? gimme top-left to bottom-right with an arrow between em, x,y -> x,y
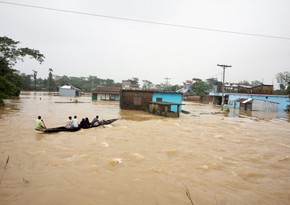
0,92 -> 289,205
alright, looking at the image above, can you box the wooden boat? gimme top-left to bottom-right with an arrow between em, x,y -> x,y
81,118 -> 118,129
91,118 -> 118,128
42,119 -> 118,133
43,126 -> 81,133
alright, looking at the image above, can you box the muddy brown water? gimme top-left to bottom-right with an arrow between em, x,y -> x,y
0,92 -> 289,205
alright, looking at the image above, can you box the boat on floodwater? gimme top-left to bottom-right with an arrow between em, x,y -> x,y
42,119 -> 118,133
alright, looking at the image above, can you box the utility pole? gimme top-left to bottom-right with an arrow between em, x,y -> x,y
217,64 -> 231,110
164,77 -> 170,91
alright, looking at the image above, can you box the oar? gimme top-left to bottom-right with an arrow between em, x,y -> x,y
41,119 -> 47,129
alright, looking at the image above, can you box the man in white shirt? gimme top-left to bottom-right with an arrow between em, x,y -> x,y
72,116 -> 78,128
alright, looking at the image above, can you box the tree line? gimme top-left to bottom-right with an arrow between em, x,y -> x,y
1,36 -> 289,107
21,72 -> 117,93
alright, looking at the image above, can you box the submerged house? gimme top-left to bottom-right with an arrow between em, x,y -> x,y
59,85 -> 82,97
120,90 -> 154,110
91,86 -> 121,101
227,94 -> 288,111
234,98 -> 278,111
208,83 -> 289,111
120,90 -> 183,117
148,92 -> 183,117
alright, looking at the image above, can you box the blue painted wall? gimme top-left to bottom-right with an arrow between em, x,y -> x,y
152,92 -> 182,112
227,94 -> 289,110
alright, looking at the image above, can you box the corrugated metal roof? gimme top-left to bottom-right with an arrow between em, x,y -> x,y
60,85 -> 72,89
242,98 -> 253,103
234,98 -> 248,102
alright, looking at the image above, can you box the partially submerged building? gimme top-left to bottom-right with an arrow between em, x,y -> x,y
227,94 -> 288,111
120,90 -> 183,117
91,86 -> 121,101
149,92 -> 183,117
120,90 -> 154,110
59,85 -> 82,97
208,83 -> 288,111
234,98 -> 279,112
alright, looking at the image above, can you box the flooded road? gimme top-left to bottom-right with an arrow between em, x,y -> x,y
0,92 -> 289,205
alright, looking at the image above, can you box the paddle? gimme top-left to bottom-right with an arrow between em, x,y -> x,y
41,119 -> 47,129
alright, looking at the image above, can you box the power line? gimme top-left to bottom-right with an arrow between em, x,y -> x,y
1,0 -> 290,41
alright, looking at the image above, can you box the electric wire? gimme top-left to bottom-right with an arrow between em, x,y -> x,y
1,0 -> 290,40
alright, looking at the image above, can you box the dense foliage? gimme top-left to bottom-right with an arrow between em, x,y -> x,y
192,78 -> 213,98
20,74 -> 118,92
276,71 -> 290,91
0,58 -> 22,105
0,36 -> 45,106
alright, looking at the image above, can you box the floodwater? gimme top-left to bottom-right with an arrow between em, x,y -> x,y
0,92 -> 289,205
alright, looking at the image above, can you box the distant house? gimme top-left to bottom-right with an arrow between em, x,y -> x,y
234,98 -> 278,111
59,85 -> 82,97
177,80 -> 195,101
120,90 -> 183,117
251,84 -> 273,94
122,79 -> 139,90
238,84 -> 273,94
91,86 -> 121,101
237,85 -> 252,94
209,83 -> 276,108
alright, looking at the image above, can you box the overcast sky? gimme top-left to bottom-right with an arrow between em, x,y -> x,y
1,0 -> 290,87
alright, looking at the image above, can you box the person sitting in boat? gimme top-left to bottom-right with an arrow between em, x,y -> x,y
65,116 -> 73,128
35,116 -> 46,131
91,115 -> 101,126
85,117 -> 91,127
79,118 -> 87,128
72,116 -> 79,128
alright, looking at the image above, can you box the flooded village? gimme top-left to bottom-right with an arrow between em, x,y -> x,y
0,78 -> 289,205
1,1 -> 290,204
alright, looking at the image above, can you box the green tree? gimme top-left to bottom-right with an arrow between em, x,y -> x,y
0,36 -> 44,66
276,71 -> 290,92
239,80 -> 250,86
169,84 -> 182,91
20,73 -> 33,91
32,70 -> 38,90
192,78 -> 212,98
47,68 -> 55,91
0,58 -> 22,105
0,36 -> 45,105
251,80 -> 263,87
142,80 -> 153,89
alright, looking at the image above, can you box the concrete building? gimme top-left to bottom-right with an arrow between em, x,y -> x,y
149,92 -> 183,117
